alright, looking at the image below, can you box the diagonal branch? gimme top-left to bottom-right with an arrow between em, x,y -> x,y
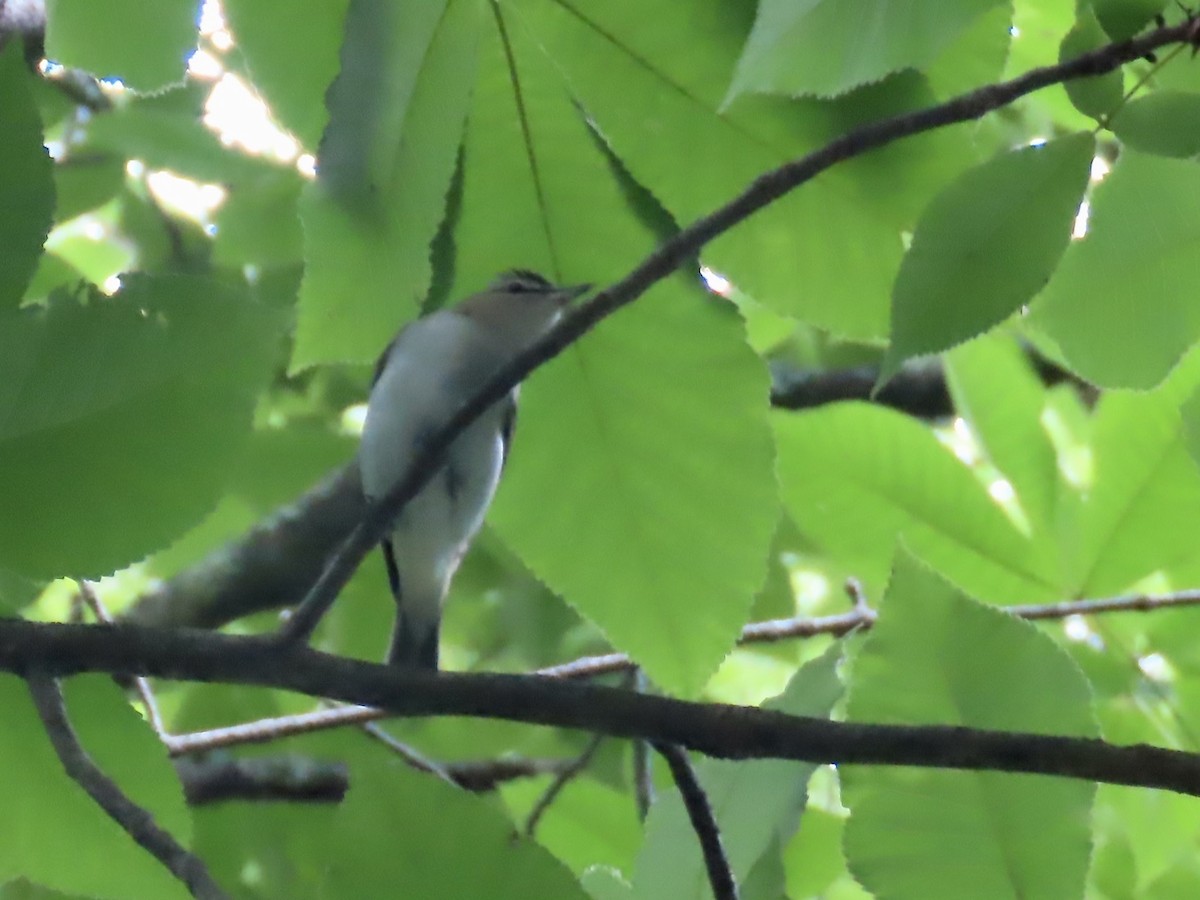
26,673 -> 227,900
7,620 -> 1200,798
275,17 -> 1200,648
654,742 -> 738,900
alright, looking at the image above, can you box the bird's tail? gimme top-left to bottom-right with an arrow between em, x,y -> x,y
387,611 -> 440,670
382,538 -> 441,670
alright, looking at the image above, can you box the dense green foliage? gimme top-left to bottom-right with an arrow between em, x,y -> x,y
3,0 -> 1200,897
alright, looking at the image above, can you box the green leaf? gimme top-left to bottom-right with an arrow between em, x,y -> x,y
493,283 -> 777,695
0,49 -> 54,313
945,335 -> 1059,533
1093,0 -> 1166,41
502,778 -> 640,876
843,551 -> 1097,899
1060,8 -> 1125,119
581,868 -> 633,900
782,807 -> 847,898
881,133 -> 1093,382
326,762 -> 588,899
0,676 -> 191,899
52,155 -> 125,224
44,0 -> 198,91
1031,151 -> 1200,389
0,275 -> 281,578
726,0 -> 1005,100
520,0 -> 974,341
632,646 -> 843,899
223,0 -> 349,150
214,171 -> 304,267
293,0 -> 482,368
775,403 -> 1058,603
1112,91 -> 1200,158
193,797 -> 334,899
1182,383 -> 1200,468
83,84 -> 282,187
924,3 -> 1013,99
1068,392 -> 1200,595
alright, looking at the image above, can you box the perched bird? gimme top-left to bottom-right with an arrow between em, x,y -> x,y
359,271 -> 589,669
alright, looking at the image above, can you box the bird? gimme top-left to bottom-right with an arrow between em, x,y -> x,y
358,270 -> 590,669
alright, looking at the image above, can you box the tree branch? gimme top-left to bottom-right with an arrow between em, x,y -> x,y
524,730 -> 607,836
7,621 -> 1200,798
26,673 -> 227,899
273,17 -> 1200,647
654,742 -> 738,900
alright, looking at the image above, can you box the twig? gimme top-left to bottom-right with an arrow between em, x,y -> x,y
525,730 -> 607,836
356,718 -> 456,784
632,668 -> 655,821
653,743 -> 738,900
160,586 -> 1200,753
78,581 -> 167,738
176,754 -> 348,805
174,752 -> 565,804
26,673 -> 227,900
274,17 -> 1200,649
165,703 -> 380,756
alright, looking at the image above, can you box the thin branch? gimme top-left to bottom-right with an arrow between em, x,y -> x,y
525,730 -> 607,836
653,742 -> 737,900
9,621 -> 1200,798
78,581 -> 167,738
356,718 -> 456,784
26,673 -> 227,900
164,703 -> 381,756
175,752 -> 565,803
632,668 -> 655,821
1008,588 -> 1200,620
157,587 -> 1200,754
275,18 -> 1200,649
176,755 -> 349,805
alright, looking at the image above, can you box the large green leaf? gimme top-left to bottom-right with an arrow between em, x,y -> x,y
44,0 -> 198,91
882,133 -> 1093,381
842,552 -> 1097,899
434,10 -> 778,693
519,0 -> 973,340
502,777 -> 640,877
0,49 -> 53,312
1059,8 -> 1125,119
1111,91 -> 1200,158
83,84 -> 283,187
1032,151 -> 1200,389
632,646 -> 843,900
726,0 -> 1005,100
325,761 -> 587,899
1067,392 -> 1200,596
224,0 -> 349,150
293,0 -> 482,369
0,676 -> 191,899
0,275 -> 281,578
1092,0 -> 1166,41
945,335 -> 1059,534
493,282 -> 777,695
776,403 -> 1059,603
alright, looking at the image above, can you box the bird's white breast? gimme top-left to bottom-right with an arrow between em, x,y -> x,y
359,311 -> 511,609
